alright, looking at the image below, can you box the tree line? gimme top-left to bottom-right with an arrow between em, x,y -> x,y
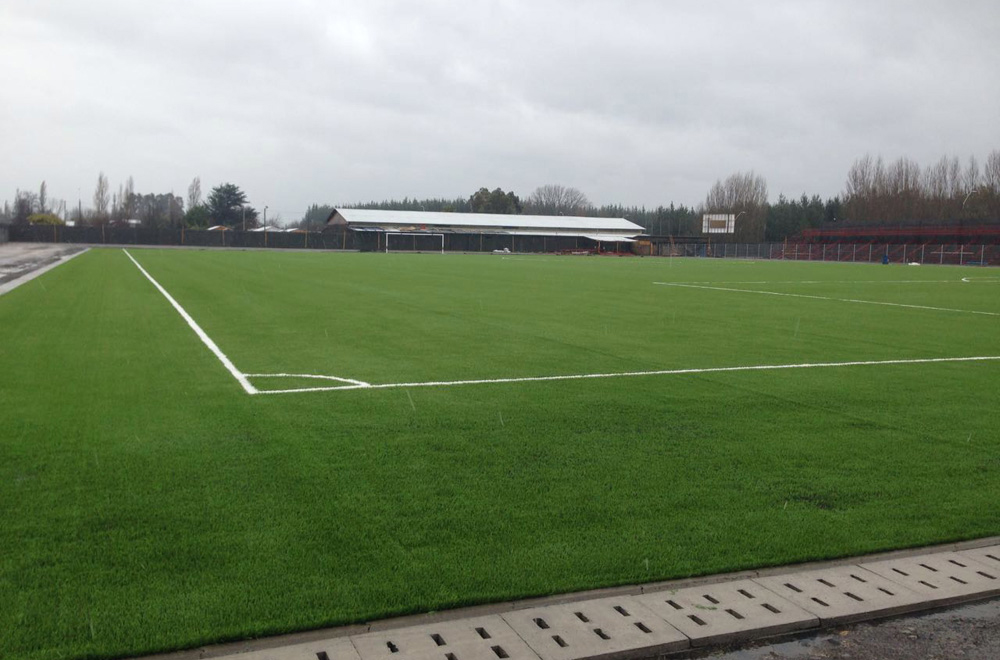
1,176 -> 263,230
311,149 -> 997,241
4,149 -> 997,240
841,151 -> 1000,225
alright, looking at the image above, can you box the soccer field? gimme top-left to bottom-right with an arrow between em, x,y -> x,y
2,248 -> 999,660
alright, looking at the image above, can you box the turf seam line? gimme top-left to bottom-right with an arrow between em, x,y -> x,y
653,281 -> 1000,316
122,249 -> 258,395
251,355 -> 1000,395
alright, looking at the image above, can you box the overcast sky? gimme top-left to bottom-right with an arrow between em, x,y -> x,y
2,0 -> 998,220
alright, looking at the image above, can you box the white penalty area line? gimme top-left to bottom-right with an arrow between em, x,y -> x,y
252,355 -> 1000,395
654,282 -> 1000,316
123,249 -> 258,395
244,373 -> 372,387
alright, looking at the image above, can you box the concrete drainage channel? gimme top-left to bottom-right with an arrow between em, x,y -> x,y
188,540 -> 1000,660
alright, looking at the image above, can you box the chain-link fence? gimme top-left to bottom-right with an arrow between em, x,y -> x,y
9,225 -> 624,255
0,224 -> 9,244
656,242 -> 999,266
9,225 -> 358,250
8,225 -> 999,265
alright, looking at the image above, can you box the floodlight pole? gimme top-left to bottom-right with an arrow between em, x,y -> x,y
733,210 -> 747,242
962,189 -> 979,209
264,206 -> 268,226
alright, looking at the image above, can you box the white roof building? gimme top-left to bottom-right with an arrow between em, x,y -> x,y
327,208 -> 644,242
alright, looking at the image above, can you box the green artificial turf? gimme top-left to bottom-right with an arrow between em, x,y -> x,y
1,248 -> 998,660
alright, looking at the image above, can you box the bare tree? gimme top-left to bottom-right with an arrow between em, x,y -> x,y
166,193 -> 184,227
187,176 -> 202,211
963,156 -> 981,192
113,183 -> 124,223
983,150 -> 1000,221
526,184 -> 591,215
703,171 -> 768,240
93,172 -> 110,223
12,189 -> 38,225
122,175 -> 136,221
843,154 -> 875,223
844,151 -> 999,224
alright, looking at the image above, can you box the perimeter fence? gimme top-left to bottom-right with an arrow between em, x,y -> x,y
659,242 -> 999,266
9,225 -> 358,250
8,225 -> 999,265
8,225 -> 617,254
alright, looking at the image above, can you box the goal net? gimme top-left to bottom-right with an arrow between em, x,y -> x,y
385,232 -> 445,253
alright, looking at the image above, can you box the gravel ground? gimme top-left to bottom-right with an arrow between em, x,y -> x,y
0,242 -> 84,284
698,598 -> 1000,660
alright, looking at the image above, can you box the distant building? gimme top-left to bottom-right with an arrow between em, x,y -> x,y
325,208 -> 644,253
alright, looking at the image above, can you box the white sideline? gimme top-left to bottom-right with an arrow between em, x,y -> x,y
123,249 -> 258,395
654,282 -> 1000,316
252,355 -> 1000,395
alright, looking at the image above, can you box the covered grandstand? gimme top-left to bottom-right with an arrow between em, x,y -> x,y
325,208 -> 645,253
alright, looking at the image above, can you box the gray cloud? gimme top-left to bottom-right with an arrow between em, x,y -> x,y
2,0 -> 997,218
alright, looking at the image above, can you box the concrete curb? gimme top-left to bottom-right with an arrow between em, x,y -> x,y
134,536 -> 1000,660
0,247 -> 89,297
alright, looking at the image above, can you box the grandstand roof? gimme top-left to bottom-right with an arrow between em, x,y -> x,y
327,208 -> 644,235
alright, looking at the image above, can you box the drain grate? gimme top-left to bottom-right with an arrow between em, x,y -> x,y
636,579 -> 816,647
223,638 -> 362,660
754,566 -> 924,625
957,545 -> 1000,572
860,552 -> 1000,607
501,596 -> 688,660
351,616 -> 540,660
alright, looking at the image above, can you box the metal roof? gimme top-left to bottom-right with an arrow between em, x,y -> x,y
372,228 -> 637,242
331,208 -> 643,234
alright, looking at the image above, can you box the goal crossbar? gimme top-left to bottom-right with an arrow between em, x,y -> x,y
385,232 -> 445,254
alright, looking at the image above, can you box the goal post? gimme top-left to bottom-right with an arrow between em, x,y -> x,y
384,232 -> 445,254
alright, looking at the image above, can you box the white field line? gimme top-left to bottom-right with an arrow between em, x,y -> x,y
252,355 -> 1000,395
674,279 -> 970,285
654,282 -> 1000,317
123,249 -> 258,395
245,373 -> 371,386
